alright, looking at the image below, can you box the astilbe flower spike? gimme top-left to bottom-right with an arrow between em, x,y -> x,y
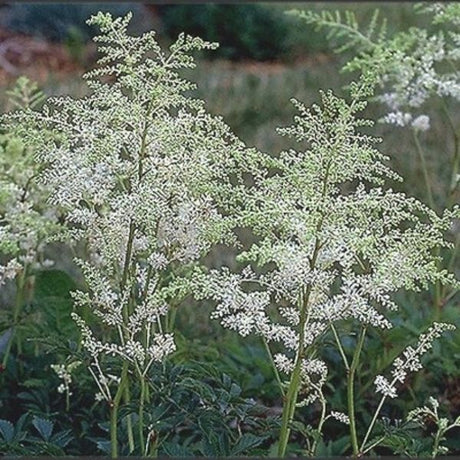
2,12 -> 253,457
195,72 -> 459,457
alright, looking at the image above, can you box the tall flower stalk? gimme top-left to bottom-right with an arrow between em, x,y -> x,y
293,3 -> 460,317
4,13 -> 248,457
198,73 -> 458,456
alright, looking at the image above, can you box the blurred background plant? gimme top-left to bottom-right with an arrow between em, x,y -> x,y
157,4 -> 288,61
0,3 -> 148,42
0,77 -> 64,372
291,2 -> 460,318
0,2 -> 458,457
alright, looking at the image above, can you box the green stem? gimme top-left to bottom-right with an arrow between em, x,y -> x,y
330,323 -> 350,371
277,158 -> 333,457
139,373 -> 146,451
262,337 -> 285,398
110,403 -> 119,459
278,245 -> 321,457
360,394 -> 387,453
110,362 -> 128,458
121,222 -> 135,300
2,268 -> 27,368
113,222 -> 135,455
412,129 -> 443,317
66,389 -> 70,412
166,304 -> 177,333
361,435 -> 385,455
142,379 -> 155,457
440,99 -> 460,202
149,430 -> 159,458
114,100 -> 153,456
438,100 -> 460,317
412,129 -> 435,211
2,330 -> 14,369
310,391 -> 327,456
432,426 -> 443,458
277,345 -> 305,458
124,383 -> 135,453
348,326 -> 367,457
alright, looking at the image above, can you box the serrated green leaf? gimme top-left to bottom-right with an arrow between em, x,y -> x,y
230,433 -> 267,456
0,420 -> 14,443
161,441 -> 194,457
32,416 -> 53,442
51,429 -> 73,448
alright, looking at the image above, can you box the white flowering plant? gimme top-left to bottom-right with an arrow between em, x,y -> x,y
0,77 -> 62,369
194,71 -> 459,456
2,12 -> 250,457
292,3 -> 460,316
292,4 -> 460,134
0,7 -> 458,459
374,396 -> 460,457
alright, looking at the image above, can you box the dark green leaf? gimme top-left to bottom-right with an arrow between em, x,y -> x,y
96,439 -> 111,454
230,433 -> 266,455
51,429 -> 73,448
0,420 -> 14,443
161,441 -> 194,457
32,416 -> 53,442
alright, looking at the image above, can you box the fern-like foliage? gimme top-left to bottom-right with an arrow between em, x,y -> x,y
291,4 -> 460,134
288,8 -> 387,54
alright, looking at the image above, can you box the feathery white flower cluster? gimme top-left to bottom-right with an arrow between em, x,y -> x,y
200,82 -> 458,411
407,396 -> 460,457
0,259 -> 22,287
51,361 -> 81,396
407,396 -> 440,425
376,31 -> 452,128
374,375 -> 397,399
375,322 -> 455,399
0,78 -> 61,288
3,13 -> 248,399
297,4 -> 460,133
298,359 -> 328,406
371,13 -> 460,130
272,353 -> 328,406
330,411 -> 350,425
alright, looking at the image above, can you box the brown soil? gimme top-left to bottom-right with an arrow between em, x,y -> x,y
0,25 -> 334,86
0,27 -> 90,85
